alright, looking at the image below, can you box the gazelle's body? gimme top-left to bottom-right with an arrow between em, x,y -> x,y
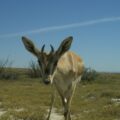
22,36 -> 84,120
54,51 -> 83,99
53,51 -> 84,120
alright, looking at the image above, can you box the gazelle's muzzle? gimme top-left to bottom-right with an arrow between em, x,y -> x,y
43,75 -> 53,85
44,79 -> 50,85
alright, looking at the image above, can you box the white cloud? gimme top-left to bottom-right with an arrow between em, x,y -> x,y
0,16 -> 120,38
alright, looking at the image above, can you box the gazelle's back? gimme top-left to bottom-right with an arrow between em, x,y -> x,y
57,51 -> 84,77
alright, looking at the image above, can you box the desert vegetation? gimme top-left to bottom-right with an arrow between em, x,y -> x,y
27,60 -> 41,78
0,58 -> 19,80
81,67 -> 98,83
0,59 -> 120,120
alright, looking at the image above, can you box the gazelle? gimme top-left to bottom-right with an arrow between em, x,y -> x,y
22,36 -> 84,120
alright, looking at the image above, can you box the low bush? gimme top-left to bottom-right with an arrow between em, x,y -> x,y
0,72 -> 19,80
81,67 -> 98,83
0,58 -> 19,80
27,61 -> 41,78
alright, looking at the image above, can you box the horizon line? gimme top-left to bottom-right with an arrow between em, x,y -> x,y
0,16 -> 120,38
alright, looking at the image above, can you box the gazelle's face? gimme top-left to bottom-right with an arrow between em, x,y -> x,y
37,51 -> 58,84
22,36 -> 73,85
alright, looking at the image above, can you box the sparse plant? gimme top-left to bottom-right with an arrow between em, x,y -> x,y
0,58 -> 12,73
0,58 -> 19,80
28,60 -> 41,78
81,67 -> 98,82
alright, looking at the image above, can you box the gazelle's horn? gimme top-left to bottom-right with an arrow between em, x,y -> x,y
41,44 -> 45,53
50,44 -> 54,53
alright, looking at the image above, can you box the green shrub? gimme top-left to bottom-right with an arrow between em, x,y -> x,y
81,68 -> 98,82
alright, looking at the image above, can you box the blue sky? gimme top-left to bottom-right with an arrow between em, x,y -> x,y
0,0 -> 120,72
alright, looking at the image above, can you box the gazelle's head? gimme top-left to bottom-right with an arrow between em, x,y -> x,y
22,36 -> 73,85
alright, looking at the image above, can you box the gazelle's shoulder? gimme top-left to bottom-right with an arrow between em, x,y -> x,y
67,51 -> 84,75
65,51 -> 83,63
58,51 -> 84,69
56,51 -> 84,76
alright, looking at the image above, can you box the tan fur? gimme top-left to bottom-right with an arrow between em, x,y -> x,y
57,51 -> 84,75
53,51 -> 84,95
51,51 -> 84,120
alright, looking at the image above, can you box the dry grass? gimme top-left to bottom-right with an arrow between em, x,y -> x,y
0,69 -> 120,120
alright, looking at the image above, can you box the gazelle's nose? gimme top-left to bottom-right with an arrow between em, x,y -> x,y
44,79 -> 50,85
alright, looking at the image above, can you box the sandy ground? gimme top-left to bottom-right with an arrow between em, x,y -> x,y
0,102 -> 64,120
48,108 -> 64,120
0,109 -> 6,117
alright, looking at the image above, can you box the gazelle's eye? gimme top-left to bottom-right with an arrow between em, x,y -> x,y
38,60 -> 42,67
54,61 -> 58,66
45,68 -> 50,74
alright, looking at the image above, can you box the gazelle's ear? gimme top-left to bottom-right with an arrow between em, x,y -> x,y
22,36 -> 40,57
56,36 -> 73,56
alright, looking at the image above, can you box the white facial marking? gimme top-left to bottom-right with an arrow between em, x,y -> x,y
48,75 -> 53,84
64,98 -> 67,103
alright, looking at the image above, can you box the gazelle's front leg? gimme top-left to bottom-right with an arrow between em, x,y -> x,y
62,97 -> 71,120
46,88 -> 56,120
63,81 -> 78,120
65,77 -> 80,120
